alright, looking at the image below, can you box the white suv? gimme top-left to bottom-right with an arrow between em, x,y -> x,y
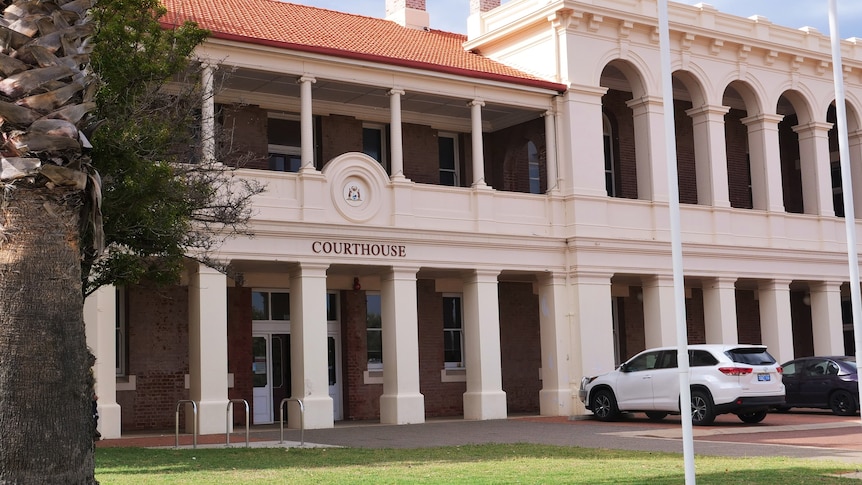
578,344 -> 785,425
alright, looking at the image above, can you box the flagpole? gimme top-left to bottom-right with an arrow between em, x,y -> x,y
657,1 -> 696,482
827,0 -> 862,428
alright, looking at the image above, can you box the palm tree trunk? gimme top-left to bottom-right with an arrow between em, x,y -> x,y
0,186 -> 95,484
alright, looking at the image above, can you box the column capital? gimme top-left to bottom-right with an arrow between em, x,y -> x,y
388,88 -> 405,96
684,104 -> 730,119
468,98 -> 485,108
791,120 -> 834,135
290,261 -> 330,278
298,75 -> 317,84
740,113 -> 784,126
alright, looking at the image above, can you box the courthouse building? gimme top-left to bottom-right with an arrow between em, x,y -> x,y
84,0 -> 862,438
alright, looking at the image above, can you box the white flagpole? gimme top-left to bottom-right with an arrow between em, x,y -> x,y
827,0 -> 862,428
657,1 -> 696,482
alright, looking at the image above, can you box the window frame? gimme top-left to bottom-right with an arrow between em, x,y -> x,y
442,293 -> 464,369
438,132 -> 460,187
366,292 -> 383,370
527,140 -> 541,194
362,123 -> 389,172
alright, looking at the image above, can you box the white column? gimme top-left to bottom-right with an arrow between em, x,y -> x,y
686,105 -> 731,207
543,110 -> 558,193
462,270 -> 506,420
380,267 -> 425,424
188,264 -> 229,434
569,272 -> 614,414
742,114 -> 785,212
537,273 -> 571,416
299,75 -> 316,172
556,86 -> 607,197
626,96 -> 669,202
810,281 -> 846,355
758,279 -> 795,364
849,130 -> 862,217
702,277 -> 738,344
793,121 -> 835,216
642,275 -> 678,348
200,63 -> 216,164
469,99 -> 488,188
289,263 -> 334,429
389,88 -> 405,180
83,286 -> 121,439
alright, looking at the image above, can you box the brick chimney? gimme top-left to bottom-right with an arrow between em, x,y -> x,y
467,0 -> 501,39
470,0 -> 501,14
385,0 -> 430,30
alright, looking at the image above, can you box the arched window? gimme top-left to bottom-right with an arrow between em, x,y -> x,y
528,141 -> 540,194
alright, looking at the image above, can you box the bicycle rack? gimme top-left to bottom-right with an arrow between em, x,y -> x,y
279,398 -> 305,447
175,400 -> 198,449
225,399 -> 250,448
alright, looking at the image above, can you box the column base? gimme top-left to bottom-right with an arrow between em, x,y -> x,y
380,393 -> 425,424
290,395 -> 334,430
539,388 -> 573,417
97,402 -> 122,439
463,390 -> 507,420
193,399 -> 229,435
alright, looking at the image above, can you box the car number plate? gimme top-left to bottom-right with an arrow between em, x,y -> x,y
757,373 -> 771,382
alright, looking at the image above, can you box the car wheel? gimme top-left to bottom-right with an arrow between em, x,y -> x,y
737,410 -> 767,424
690,390 -> 716,426
829,390 -> 858,416
645,411 -> 668,421
591,389 -> 620,421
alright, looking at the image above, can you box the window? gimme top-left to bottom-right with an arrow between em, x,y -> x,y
366,293 -> 382,367
528,141 -> 541,194
326,292 -> 338,322
268,115 -> 303,172
115,288 -> 126,377
252,290 -> 290,321
603,114 -> 616,197
363,124 -> 388,172
438,133 -> 459,186
443,294 -> 463,368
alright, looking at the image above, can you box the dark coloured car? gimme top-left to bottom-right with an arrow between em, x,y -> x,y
780,356 -> 859,416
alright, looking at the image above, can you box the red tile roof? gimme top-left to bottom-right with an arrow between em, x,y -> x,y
160,0 -> 565,92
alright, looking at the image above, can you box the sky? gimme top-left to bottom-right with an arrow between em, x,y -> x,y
290,0 -> 862,39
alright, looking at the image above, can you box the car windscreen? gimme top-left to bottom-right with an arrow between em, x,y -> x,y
725,347 -> 776,365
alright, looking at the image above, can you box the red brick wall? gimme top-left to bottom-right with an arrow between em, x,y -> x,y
622,291 -> 646,360
499,282 -> 541,413
417,280 -> 466,417
321,115 -> 362,164
342,288 -> 383,420
685,288 -> 706,344
675,99 -> 698,204
735,290 -> 762,344
487,118 -> 546,194
120,285 -> 190,430
603,89 -> 638,199
227,287 -> 253,424
725,108 -> 753,209
791,291 -> 814,357
220,104 -> 268,169
402,123 -> 440,184
779,114 -> 803,213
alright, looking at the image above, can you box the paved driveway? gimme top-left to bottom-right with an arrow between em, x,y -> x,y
99,409 -> 862,463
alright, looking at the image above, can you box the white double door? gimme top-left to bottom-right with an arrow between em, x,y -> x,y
252,328 -> 342,424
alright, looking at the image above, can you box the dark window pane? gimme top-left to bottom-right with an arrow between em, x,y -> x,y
363,128 -> 382,162
366,295 -> 382,329
327,293 -> 337,321
443,297 -> 461,329
439,137 -> 455,170
271,336 -> 283,389
271,292 -> 290,320
443,331 -> 462,363
252,291 -> 269,320
252,337 -> 268,388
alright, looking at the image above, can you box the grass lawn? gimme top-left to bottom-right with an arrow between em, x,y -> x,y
96,444 -> 859,484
